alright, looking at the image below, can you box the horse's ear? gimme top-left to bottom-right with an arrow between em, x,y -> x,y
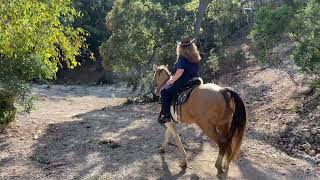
152,64 -> 157,71
165,64 -> 169,68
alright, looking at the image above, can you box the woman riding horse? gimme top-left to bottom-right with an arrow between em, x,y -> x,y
154,38 -> 247,176
159,36 -> 201,124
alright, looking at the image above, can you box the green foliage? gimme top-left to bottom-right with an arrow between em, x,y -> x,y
309,79 -> 320,90
250,0 -> 320,75
73,0 -> 114,56
106,0 -> 196,69
234,49 -> 246,65
251,5 -> 293,62
207,50 -> 220,72
291,0 -> 320,74
205,0 -> 244,46
0,93 -> 16,124
0,0 -> 86,120
100,0 -> 197,91
201,0 -> 248,76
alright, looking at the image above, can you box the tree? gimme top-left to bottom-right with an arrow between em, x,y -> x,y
291,0 -> 320,74
73,0 -> 114,69
250,5 -> 293,62
250,0 -> 320,76
0,0 -> 86,123
194,0 -> 213,38
100,0 -> 249,92
100,0 -> 197,93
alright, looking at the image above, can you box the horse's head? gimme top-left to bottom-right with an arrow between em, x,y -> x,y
153,65 -> 170,96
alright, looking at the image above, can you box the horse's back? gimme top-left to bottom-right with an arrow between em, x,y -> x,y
199,83 -> 224,92
181,83 -> 228,124
196,82 -> 225,102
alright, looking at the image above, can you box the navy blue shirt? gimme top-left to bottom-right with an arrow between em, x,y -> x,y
174,56 -> 200,84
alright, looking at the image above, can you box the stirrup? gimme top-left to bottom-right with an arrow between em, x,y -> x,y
157,114 -> 171,124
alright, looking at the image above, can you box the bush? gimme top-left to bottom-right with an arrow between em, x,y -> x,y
251,5 -> 293,62
100,0 -> 196,95
0,93 -> 16,124
0,0 -> 86,123
234,49 -> 246,66
207,50 -> 220,72
291,0 -> 320,74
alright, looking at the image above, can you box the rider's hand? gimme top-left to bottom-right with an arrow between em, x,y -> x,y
166,76 -> 175,85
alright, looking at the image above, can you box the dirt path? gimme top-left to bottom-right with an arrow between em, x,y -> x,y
0,84 -> 319,179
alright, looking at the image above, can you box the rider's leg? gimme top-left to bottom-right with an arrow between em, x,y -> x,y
159,84 -> 180,123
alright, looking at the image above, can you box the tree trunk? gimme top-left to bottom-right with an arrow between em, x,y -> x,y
194,0 -> 213,39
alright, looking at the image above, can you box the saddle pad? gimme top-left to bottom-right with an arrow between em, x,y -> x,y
174,78 -> 202,105
175,86 -> 195,105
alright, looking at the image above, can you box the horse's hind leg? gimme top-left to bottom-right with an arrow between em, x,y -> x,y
203,125 -> 228,174
166,121 -> 187,168
159,126 -> 171,153
219,124 -> 232,171
214,127 -> 228,174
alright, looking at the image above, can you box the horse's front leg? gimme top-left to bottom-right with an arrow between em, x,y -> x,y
165,121 -> 187,168
159,126 -> 171,153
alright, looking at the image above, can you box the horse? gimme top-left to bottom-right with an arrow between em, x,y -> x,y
153,65 -> 247,176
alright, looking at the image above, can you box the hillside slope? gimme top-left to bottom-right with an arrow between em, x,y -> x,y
220,40 -> 320,164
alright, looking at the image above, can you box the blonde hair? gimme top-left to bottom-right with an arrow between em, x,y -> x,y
176,43 -> 201,63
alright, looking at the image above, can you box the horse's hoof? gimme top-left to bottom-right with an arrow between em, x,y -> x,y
216,167 -> 225,175
179,160 -> 187,169
223,164 -> 229,171
159,148 -> 165,154
216,171 -> 227,180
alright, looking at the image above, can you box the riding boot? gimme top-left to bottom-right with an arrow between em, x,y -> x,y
157,107 -> 172,124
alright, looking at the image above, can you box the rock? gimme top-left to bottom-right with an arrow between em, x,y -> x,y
304,131 -> 311,138
280,142 -> 284,145
288,143 -> 294,148
290,137 -> 295,143
308,150 -> 315,156
33,135 -> 39,140
287,148 -> 292,152
317,106 -> 320,110
302,143 -> 311,150
311,128 -> 317,135
292,131 -> 298,136
316,154 -> 320,159
292,149 -> 298,155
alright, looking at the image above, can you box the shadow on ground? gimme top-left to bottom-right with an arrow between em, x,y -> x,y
32,84 -> 133,100
29,104 -> 204,179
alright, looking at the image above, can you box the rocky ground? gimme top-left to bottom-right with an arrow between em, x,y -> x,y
0,81 -> 319,179
220,65 -> 320,164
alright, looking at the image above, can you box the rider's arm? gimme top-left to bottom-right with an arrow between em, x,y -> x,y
172,69 -> 184,82
167,69 -> 184,85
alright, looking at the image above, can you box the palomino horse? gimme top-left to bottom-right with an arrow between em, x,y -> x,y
153,65 -> 247,176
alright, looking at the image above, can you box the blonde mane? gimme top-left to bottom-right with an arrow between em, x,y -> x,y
157,65 -> 171,75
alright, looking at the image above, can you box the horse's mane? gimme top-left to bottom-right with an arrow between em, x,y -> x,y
157,65 -> 171,75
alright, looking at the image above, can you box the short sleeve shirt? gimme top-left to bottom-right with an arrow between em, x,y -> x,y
174,56 -> 200,82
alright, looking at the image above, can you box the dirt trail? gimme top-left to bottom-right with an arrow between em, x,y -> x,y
0,84 -> 319,179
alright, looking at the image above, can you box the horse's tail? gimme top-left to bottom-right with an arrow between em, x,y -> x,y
222,88 -> 247,162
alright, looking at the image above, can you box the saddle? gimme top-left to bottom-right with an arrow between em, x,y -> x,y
173,77 -> 203,105
157,77 -> 203,124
